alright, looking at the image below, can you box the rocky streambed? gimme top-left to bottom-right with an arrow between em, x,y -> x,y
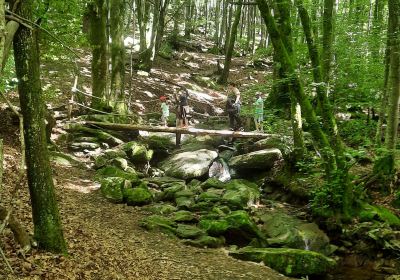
59,121 -> 400,279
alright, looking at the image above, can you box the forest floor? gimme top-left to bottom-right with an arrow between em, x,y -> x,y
0,45 -> 289,279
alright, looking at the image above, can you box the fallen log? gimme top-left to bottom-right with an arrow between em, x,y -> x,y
84,121 -> 273,139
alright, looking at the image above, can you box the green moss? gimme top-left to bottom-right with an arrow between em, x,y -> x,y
175,224 -> 205,239
144,203 -> 177,215
183,235 -> 225,248
229,247 -> 336,277
171,210 -> 197,222
123,187 -> 153,206
95,166 -> 138,182
198,219 -> 230,236
359,203 -> 400,227
139,215 -> 177,235
100,177 -> 126,203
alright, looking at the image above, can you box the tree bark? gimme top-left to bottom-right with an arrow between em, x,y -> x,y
110,0 -> 126,113
88,1 -> 108,110
12,0 -> 67,253
384,0 -> 400,154
84,121 -> 273,139
256,0 -> 336,175
1,21 -> 19,72
321,0 -> 335,82
0,0 -> 5,71
218,0 -> 243,84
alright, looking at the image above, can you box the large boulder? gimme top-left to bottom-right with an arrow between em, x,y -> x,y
258,210 -> 331,255
253,136 -> 293,159
100,177 -> 128,203
160,149 -> 218,179
199,210 -> 266,246
228,148 -> 283,171
222,179 -> 260,210
123,141 -> 153,163
123,184 -> 153,206
95,166 -> 139,182
229,247 -> 336,277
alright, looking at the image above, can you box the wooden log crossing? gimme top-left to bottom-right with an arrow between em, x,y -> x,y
84,121 -> 273,139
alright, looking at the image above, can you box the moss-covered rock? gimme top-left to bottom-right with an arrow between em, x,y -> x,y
228,149 -> 283,171
198,219 -> 230,236
175,196 -> 195,210
183,235 -> 225,248
95,166 -> 138,182
222,179 -> 260,210
123,186 -> 153,206
100,177 -> 127,203
144,177 -> 185,188
123,141 -> 153,163
158,184 -> 185,201
160,149 -> 218,179
229,247 -> 336,277
70,141 -> 100,151
175,224 -> 205,239
259,210 -> 331,255
359,203 -> 400,227
144,203 -> 178,215
197,188 -> 224,203
171,210 -> 197,222
201,178 -> 225,189
110,157 -> 129,171
139,215 -> 177,235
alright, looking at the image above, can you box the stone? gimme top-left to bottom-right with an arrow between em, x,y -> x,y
123,186 -> 153,206
139,215 -> 176,235
259,210 -> 331,255
201,178 -> 225,189
95,166 -> 139,182
100,177 -> 127,203
110,157 -> 129,171
123,141 -> 153,163
359,203 -> 400,227
183,235 -> 225,248
144,177 -> 185,188
222,179 -> 260,210
171,210 -> 197,222
229,247 -> 336,277
228,149 -> 283,171
175,196 -> 195,210
158,184 -> 185,201
144,203 -> 177,215
209,159 -> 231,182
160,149 -> 218,179
70,142 -> 100,151
175,224 -> 205,239
253,136 -> 293,158
197,188 -> 224,203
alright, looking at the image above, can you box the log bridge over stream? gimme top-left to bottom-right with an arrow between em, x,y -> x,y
84,121 -> 273,146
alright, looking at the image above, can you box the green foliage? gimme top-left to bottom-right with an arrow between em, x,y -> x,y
310,170 -> 361,218
338,119 -> 376,147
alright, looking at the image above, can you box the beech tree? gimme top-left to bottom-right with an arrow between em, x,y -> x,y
11,0 -> 67,253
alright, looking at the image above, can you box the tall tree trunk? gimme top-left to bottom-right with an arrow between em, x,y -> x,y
0,0 -> 5,71
214,0 -> 221,47
384,0 -> 400,159
275,0 -> 305,161
88,0 -> 108,110
256,0 -> 337,176
219,0 -> 228,48
218,0 -> 243,84
155,0 -> 171,54
375,42 -> 391,145
110,0 -> 127,113
321,0 -> 335,82
12,0 -> 66,253
184,0 -> 192,38
137,0 -> 148,51
224,4 -> 234,53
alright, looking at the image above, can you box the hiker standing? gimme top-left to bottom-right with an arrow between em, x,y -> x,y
160,96 -> 169,127
178,91 -> 189,127
254,92 -> 264,132
226,93 -> 242,131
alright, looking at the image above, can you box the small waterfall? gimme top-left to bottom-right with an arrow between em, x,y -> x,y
209,158 -> 231,182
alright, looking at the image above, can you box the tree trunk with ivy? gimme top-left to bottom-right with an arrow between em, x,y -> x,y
110,0 -> 127,113
218,0 -> 243,85
12,0 -> 67,253
88,0 -> 108,110
273,0 -> 305,161
378,0 -> 400,178
256,0 -> 335,172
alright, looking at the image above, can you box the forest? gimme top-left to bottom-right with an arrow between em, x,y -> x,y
0,0 -> 400,279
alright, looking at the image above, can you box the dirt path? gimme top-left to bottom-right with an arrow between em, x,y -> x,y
1,156 -> 289,279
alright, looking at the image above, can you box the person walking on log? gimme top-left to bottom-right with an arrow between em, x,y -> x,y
226,84 -> 242,131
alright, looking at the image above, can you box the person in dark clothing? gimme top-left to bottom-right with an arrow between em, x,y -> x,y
178,91 -> 189,127
226,93 -> 242,131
